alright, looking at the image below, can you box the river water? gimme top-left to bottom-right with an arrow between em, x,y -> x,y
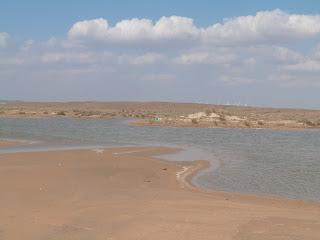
1,117 -> 319,201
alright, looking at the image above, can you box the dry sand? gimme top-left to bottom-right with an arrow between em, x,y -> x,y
0,147 -> 319,240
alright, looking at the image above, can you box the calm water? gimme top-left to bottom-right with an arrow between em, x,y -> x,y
1,117 -> 320,201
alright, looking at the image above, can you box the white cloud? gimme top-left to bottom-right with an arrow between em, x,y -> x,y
0,32 -> 9,48
68,18 -> 109,41
40,52 -> 97,64
68,10 -> 320,46
175,51 -> 237,65
202,9 -> 320,45
270,47 -> 302,63
284,60 -> 320,72
68,16 -> 199,44
118,53 -> 165,65
247,46 -> 303,64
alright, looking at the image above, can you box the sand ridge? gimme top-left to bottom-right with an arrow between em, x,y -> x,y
0,147 -> 319,240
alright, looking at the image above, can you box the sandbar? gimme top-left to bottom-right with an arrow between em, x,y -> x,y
0,147 -> 319,239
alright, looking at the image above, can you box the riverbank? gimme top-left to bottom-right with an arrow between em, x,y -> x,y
1,101 -> 320,129
0,139 -> 19,147
0,147 -> 319,240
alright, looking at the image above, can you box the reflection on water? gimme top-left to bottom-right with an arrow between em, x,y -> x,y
0,117 -> 320,201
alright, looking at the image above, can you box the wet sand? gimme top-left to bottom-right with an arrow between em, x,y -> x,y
0,147 -> 319,240
0,140 -> 18,147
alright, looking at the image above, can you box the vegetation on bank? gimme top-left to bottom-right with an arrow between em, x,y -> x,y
1,102 -> 320,129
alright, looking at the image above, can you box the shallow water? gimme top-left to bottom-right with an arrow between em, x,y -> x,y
1,117 -> 320,201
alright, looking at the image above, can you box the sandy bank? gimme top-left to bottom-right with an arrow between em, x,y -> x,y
0,147 -> 319,240
1,101 -> 320,130
0,139 -> 19,147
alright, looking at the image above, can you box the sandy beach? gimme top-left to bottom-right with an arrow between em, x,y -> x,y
0,147 -> 319,240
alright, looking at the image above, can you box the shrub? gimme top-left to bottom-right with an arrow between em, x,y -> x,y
305,120 -> 315,127
56,111 -> 66,116
191,118 -> 199,124
205,108 -> 217,116
219,115 -> 226,122
79,110 -> 101,116
244,121 -> 251,127
257,120 -> 264,126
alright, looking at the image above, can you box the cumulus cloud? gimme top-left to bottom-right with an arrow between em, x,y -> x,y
68,16 -> 199,44
68,10 -> 320,46
202,9 -> 320,45
0,32 -> 9,48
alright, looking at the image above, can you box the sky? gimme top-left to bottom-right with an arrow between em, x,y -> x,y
1,0 -> 320,108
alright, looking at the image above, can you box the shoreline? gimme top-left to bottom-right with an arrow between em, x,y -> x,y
0,147 -> 319,239
130,119 -> 320,131
0,139 -> 20,147
170,154 -> 320,205
1,144 -> 319,203
1,142 -> 319,203
2,100 -> 320,130
174,160 -> 210,191
2,114 -> 320,130
179,159 -> 320,205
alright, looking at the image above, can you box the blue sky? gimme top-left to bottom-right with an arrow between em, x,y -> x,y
1,1 -> 320,108
2,0 -> 320,41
